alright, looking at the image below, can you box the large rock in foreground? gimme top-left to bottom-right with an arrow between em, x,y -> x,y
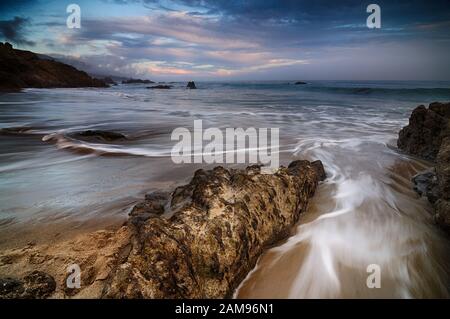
0,42 -> 107,92
399,102 -> 450,232
0,160 -> 325,298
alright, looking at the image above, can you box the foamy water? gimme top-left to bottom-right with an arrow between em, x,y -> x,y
1,81 -> 450,296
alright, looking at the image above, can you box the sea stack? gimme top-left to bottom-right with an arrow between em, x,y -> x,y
187,81 -> 197,89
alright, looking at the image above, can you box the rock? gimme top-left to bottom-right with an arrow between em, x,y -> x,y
71,130 -> 127,142
397,102 -> 450,161
294,81 -> 307,85
105,160 -> 325,298
122,79 -> 154,84
129,191 -> 169,226
186,81 -> 197,89
412,169 -> 439,204
147,85 -> 172,89
0,277 -> 24,298
0,42 -> 108,92
22,271 -> 56,298
0,160 -> 325,299
0,271 -> 56,299
398,102 -> 450,233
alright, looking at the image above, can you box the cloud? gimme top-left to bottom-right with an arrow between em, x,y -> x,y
0,16 -> 35,46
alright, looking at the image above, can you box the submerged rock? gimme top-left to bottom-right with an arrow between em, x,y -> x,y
71,130 -> 127,142
147,85 -> 172,89
294,81 -> 307,85
122,79 -> 154,84
399,102 -> 450,232
186,81 -> 197,89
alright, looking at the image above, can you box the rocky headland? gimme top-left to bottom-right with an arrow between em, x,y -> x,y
0,42 -> 107,92
0,160 -> 325,298
398,102 -> 450,233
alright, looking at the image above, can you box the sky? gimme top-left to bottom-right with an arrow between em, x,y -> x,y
0,0 -> 450,81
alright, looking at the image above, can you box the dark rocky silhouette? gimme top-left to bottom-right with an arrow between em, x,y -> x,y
0,42 -> 107,92
186,81 -> 197,89
398,102 -> 450,233
122,79 -> 154,84
294,81 -> 307,85
146,85 -> 172,89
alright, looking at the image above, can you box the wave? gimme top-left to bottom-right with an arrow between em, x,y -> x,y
42,132 -> 171,157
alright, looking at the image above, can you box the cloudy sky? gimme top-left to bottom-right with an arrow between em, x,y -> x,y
1,0 -> 449,80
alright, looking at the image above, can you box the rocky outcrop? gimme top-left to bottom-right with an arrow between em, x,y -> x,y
398,102 -> 450,232
0,42 -> 108,92
398,102 -> 450,160
186,81 -> 197,89
0,160 -> 325,298
122,79 -> 154,84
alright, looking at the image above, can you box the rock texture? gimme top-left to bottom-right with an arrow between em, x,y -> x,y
0,42 -> 107,92
398,102 -> 450,232
0,160 -> 325,299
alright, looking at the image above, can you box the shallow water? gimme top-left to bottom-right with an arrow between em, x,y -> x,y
1,81 -> 450,297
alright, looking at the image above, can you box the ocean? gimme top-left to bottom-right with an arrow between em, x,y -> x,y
1,80 -> 450,297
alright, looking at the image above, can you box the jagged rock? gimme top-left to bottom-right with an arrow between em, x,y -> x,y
105,160 -> 325,298
0,160 -> 325,299
0,42 -> 107,92
186,81 -> 197,89
399,102 -> 450,233
397,102 -> 450,161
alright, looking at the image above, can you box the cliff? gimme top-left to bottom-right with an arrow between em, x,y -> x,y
0,42 -> 107,92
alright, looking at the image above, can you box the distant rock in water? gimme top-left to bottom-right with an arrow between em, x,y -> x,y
398,102 -> 450,233
186,81 -> 197,89
146,85 -> 172,89
0,42 -> 108,92
294,81 -> 307,85
122,78 -> 154,84
71,130 -> 127,142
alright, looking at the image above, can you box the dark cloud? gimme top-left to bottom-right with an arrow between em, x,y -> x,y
0,16 -> 35,46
